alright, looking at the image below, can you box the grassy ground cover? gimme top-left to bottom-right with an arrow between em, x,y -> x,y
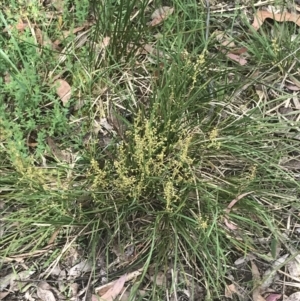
1,0 -> 300,300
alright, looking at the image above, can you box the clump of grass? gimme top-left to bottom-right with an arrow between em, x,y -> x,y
1,0 -> 300,300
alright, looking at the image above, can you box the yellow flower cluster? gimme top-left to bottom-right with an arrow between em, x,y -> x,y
90,109 -> 195,211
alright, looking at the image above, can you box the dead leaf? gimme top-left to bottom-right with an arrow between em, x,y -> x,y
148,6 -> 174,26
224,192 -> 253,230
119,290 -> 130,301
251,260 -> 261,283
68,260 -> 93,279
37,281 -> 65,300
225,284 -> 238,299
214,30 -> 236,48
55,79 -> 71,105
51,0 -> 64,12
93,274 -> 127,301
142,44 -> 166,58
15,19 -> 28,32
287,255 -> 300,278
226,52 -> 247,66
108,109 -> 127,140
0,292 -> 10,300
101,36 -> 110,48
286,292 -> 300,301
252,11 -> 300,31
35,27 -> 53,48
0,270 -> 35,290
49,265 -> 66,278
47,228 -> 61,245
46,137 -> 72,163
289,75 -> 300,90
230,47 -> 248,55
285,85 -> 300,91
4,72 -> 11,84
53,25 -> 93,47
259,254 -> 289,291
219,47 -> 248,65
140,44 -> 155,55
251,260 -> 267,301
95,269 -> 143,294
234,253 -> 256,266
36,286 -> 56,301
3,19 -> 28,32
69,283 -> 79,298
150,271 -> 166,286
265,293 -> 282,301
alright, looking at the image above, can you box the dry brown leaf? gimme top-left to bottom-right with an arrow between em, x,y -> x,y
0,292 -> 10,300
3,19 -> 28,32
35,27 -> 53,48
254,293 -> 267,301
230,47 -> 248,55
214,30 -> 248,66
141,44 -> 166,58
226,52 -> 247,66
259,254 -> 288,291
287,255 -> 300,278
69,283 -> 79,298
140,43 -> 154,54
119,290 -> 131,301
150,271 -> 166,286
286,84 -> 300,91
101,36 -> 111,48
224,192 -> 253,230
148,6 -> 174,26
95,269 -> 143,294
251,260 -> 267,301
38,281 -> 65,300
251,260 -> 261,282
214,30 -> 236,48
55,79 -> 72,105
93,274 -> 127,301
36,282 -> 56,301
46,137 -> 72,163
53,26 -> 87,46
68,260 -> 92,279
51,0 -> 64,12
225,284 -> 238,299
265,293 -> 282,301
0,270 -> 35,290
36,288 -> 56,301
286,292 -> 300,301
48,265 -> 66,278
4,72 -> 11,84
14,19 -> 28,32
252,10 -> 300,31
289,75 -> 300,90
47,228 -> 60,245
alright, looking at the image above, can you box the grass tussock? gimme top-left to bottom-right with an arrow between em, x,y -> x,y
1,0 -> 300,299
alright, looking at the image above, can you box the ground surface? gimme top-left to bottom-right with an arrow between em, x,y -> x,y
1,0 -> 300,301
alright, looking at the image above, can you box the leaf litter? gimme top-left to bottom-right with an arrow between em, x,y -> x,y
252,10 -> 300,30
148,6 -> 174,26
287,254 -> 300,278
214,30 -> 248,65
68,260 -> 93,279
92,274 -> 127,301
36,282 -> 57,301
55,79 -> 72,106
0,269 -> 35,291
